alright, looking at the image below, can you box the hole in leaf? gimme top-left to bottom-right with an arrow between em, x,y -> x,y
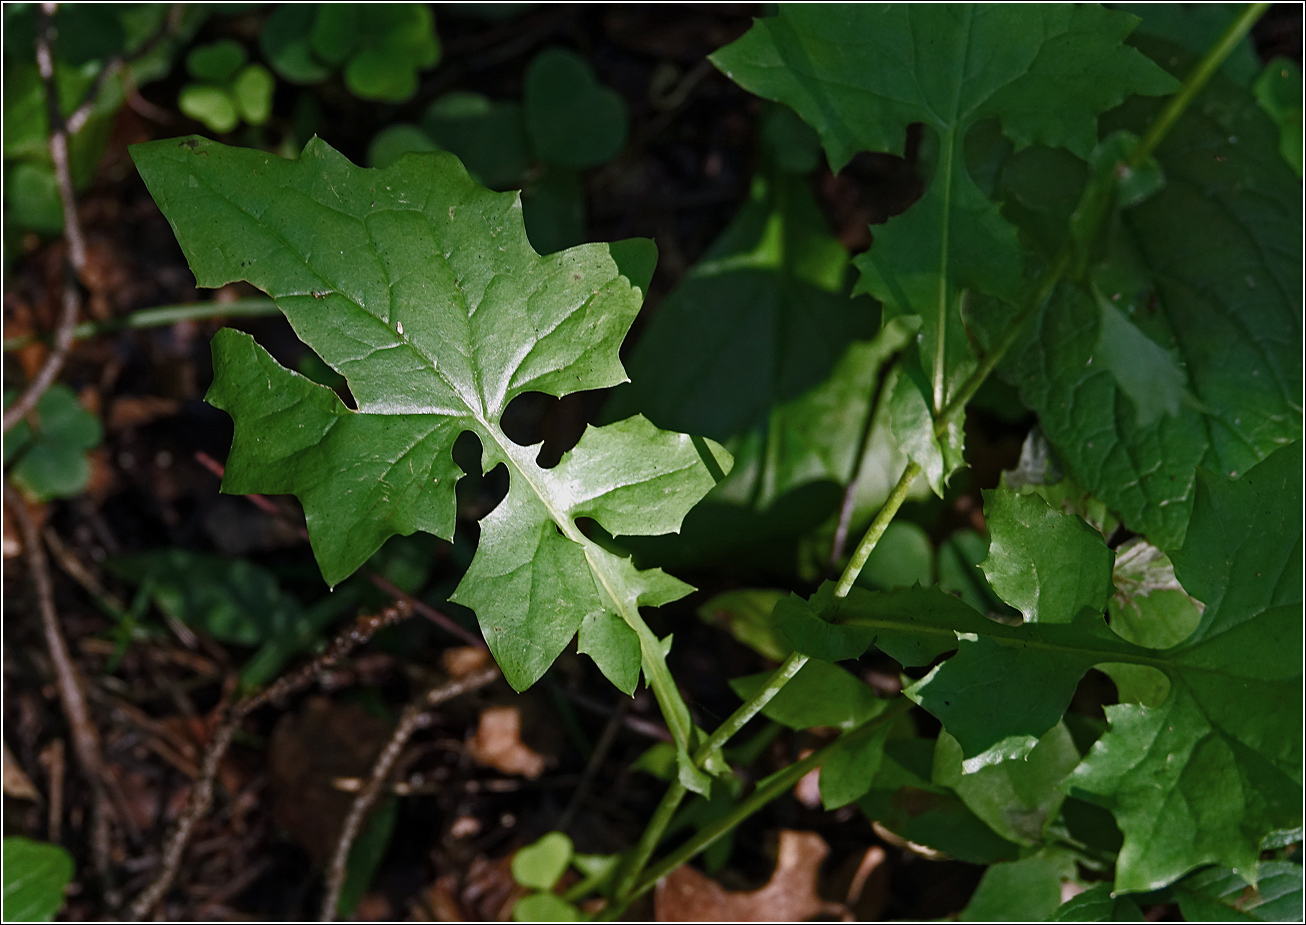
499,391 -> 590,469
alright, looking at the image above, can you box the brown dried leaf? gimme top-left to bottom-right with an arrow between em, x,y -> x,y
268,697 -> 393,864
465,705 -> 546,779
3,741 -> 41,801
443,646 -> 492,679
655,830 -> 850,922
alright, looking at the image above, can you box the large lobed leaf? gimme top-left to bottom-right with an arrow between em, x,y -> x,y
130,136 -> 731,700
997,36 -> 1302,551
777,444 -> 1301,890
712,3 -> 1175,439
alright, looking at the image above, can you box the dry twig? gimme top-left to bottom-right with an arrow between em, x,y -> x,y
4,5 -> 84,435
5,482 -> 115,873
127,601 -> 416,919
318,664 -> 500,922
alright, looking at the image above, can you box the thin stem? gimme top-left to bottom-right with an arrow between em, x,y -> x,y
833,460 -> 921,598
3,298 -> 279,352
607,698 -> 912,918
1130,2 -> 1270,168
613,650 -> 810,898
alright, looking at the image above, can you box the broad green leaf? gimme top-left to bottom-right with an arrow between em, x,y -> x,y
938,527 -> 1013,618
524,48 -> 627,169
310,4 -> 360,67
1171,861 -> 1304,922
980,488 -> 1115,624
858,736 -> 1021,865
512,831 -> 573,891
1068,444 -> 1303,892
1050,882 -> 1144,922
999,39 -> 1302,551
960,853 -> 1072,922
130,138 -> 730,738
934,723 -> 1080,846
1254,58 -> 1303,178
2,837 -> 72,923
712,4 -> 1176,420
695,588 -> 792,661
729,659 -> 884,732
4,383 -> 102,502
6,161 -> 63,234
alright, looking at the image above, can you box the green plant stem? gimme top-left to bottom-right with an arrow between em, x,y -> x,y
832,459 -> 922,598
609,8 -> 1270,907
604,697 -> 912,919
1129,2 -> 1270,168
2,298 -> 279,351
612,650 -> 809,897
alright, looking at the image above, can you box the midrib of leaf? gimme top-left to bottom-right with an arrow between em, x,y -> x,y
934,126 -> 956,413
481,430 -> 693,747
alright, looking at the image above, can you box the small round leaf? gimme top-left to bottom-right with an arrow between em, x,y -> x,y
510,832 -> 573,892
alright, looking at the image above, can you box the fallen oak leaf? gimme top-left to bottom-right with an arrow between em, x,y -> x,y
654,830 -> 850,922
466,705 -> 547,779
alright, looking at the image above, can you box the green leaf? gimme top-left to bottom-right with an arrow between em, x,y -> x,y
934,723 -> 1080,846
4,383 -> 102,502
130,139 -> 729,736
2,837 -> 73,923
1068,444 -> 1304,892
231,64 -> 274,127
5,161 -> 64,234
344,4 -> 440,103
819,719 -> 891,810
761,104 -> 821,174
1171,861 -> 1303,922
260,4 -> 329,84
366,124 -> 440,170
577,610 -> 640,695
422,92 -> 530,189
524,48 -> 627,169
695,588 -> 792,661
857,521 -> 933,593
53,4 -> 126,66
1001,39 -> 1302,551
961,852 -> 1073,922
513,893 -> 584,922
186,39 -> 247,84
858,737 -> 1022,865
179,84 -> 239,134
980,488 -> 1116,624
309,4 -> 359,67
512,832 -> 573,891
729,658 -> 884,732
712,4 -> 1176,413
1254,58 -> 1303,178
521,166 -> 585,256
1050,882 -> 1144,922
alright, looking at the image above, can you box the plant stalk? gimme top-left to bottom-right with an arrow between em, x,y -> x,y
606,697 -> 912,918
3,298 -> 279,352
1129,2 -> 1270,168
